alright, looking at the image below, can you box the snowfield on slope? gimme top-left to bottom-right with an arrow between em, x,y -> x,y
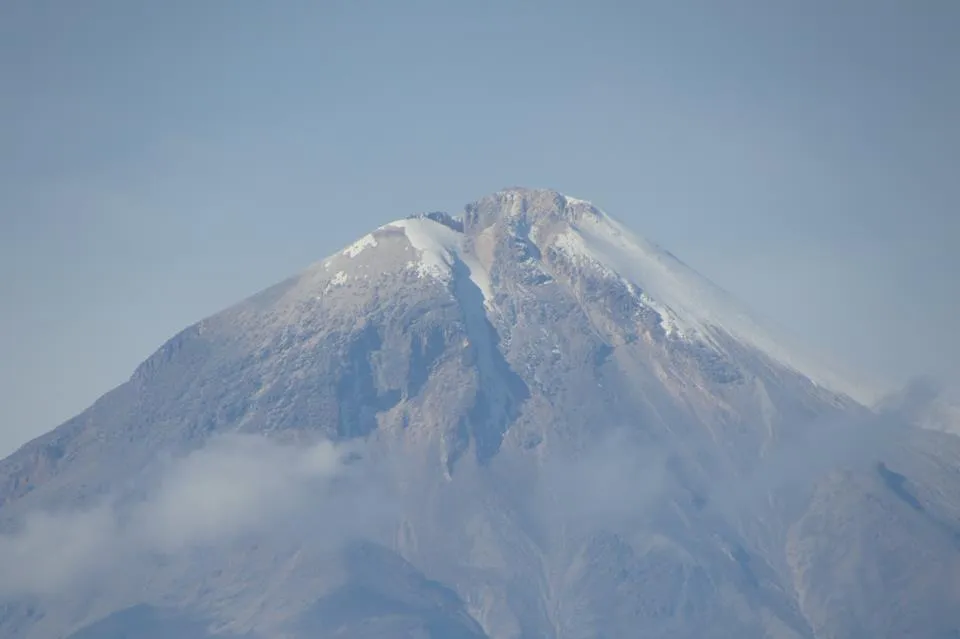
555,198 -> 876,404
385,217 -> 494,306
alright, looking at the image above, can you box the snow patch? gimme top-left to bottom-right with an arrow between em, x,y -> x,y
389,219 -> 457,280
563,195 -> 593,208
386,218 -> 494,306
638,291 -> 682,338
578,216 -> 771,342
330,271 -> 348,286
342,234 -> 377,258
552,229 -> 590,262
552,229 -> 683,337
567,212 -> 870,402
461,254 -> 493,304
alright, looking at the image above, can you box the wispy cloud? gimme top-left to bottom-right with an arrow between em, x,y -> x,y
536,428 -> 668,533
704,377 -> 938,520
0,505 -> 117,597
0,434 -> 382,597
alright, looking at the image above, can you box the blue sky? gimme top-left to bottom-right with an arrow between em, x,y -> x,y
1,1 -> 958,455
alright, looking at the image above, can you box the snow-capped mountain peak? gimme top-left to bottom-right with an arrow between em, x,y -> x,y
330,187 -> 871,404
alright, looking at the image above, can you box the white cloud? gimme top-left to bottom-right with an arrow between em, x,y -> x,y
0,505 -> 117,597
0,434 -> 368,597
136,435 -> 346,552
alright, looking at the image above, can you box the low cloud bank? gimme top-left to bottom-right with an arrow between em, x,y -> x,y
136,435 -> 347,551
0,435 -> 379,597
0,377 -> 945,598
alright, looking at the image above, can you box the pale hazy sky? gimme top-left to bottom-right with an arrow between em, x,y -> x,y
1,1 -> 958,456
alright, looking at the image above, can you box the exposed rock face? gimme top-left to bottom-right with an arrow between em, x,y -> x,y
2,188 -> 959,638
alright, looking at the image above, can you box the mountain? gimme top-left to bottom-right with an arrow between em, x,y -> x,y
2,187 -> 959,638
